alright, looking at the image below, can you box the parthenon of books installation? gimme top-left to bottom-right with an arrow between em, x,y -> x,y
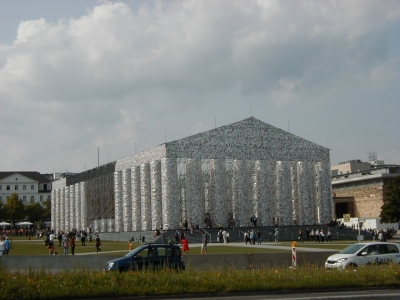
51,117 -> 333,233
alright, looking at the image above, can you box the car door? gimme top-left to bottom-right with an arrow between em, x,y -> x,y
356,245 -> 379,266
133,247 -> 152,270
375,244 -> 399,265
386,244 -> 400,264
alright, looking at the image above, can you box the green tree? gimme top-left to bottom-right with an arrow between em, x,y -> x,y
4,193 -> 25,224
25,202 -> 45,224
0,199 -> 4,220
42,198 -> 51,221
380,176 -> 400,223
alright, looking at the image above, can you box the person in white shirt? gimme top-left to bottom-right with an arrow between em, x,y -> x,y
0,236 -> 5,255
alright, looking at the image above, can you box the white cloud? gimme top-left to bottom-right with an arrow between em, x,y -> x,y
0,0 -> 399,172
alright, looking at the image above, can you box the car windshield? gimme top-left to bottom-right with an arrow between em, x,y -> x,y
125,245 -> 147,258
338,244 -> 365,254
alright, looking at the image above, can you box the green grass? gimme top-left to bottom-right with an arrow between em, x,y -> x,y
0,263 -> 398,300
8,237 -> 291,255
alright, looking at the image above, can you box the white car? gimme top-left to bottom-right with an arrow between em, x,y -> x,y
325,242 -> 400,269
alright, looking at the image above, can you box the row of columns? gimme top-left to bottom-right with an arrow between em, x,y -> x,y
51,182 -> 86,233
51,159 -> 332,233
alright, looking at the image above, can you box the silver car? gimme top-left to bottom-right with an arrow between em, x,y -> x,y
325,242 -> 400,269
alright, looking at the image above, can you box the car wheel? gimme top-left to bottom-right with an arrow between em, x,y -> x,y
118,266 -> 127,272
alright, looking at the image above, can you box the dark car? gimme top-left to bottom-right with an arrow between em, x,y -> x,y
104,243 -> 185,272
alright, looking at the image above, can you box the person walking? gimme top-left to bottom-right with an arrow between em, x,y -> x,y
95,235 -> 101,253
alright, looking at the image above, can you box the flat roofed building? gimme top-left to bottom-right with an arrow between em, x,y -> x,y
332,165 -> 400,229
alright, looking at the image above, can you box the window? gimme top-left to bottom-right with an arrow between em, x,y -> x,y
47,184 -> 52,190
7,185 -> 10,190
15,185 -> 18,190
40,195 -> 43,202
0,196 -> 2,202
0,185 -> 2,190
23,185 -> 26,190
23,196 -> 26,202
387,244 -> 399,254
31,185 -> 34,190
30,196 -> 34,202
47,195 -> 51,200
39,184 -> 43,190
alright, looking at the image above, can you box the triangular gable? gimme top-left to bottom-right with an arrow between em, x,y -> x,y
165,117 -> 329,162
0,172 -> 51,183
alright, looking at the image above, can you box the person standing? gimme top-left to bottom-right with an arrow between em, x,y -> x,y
256,230 -> 262,245
80,234 -> 86,246
327,229 -> 332,242
315,229 -> 320,243
306,228 -> 310,241
274,229 -> 279,243
250,229 -> 255,245
4,237 -> 10,255
181,236 -> 189,254
95,235 -> 101,253
58,232 -> 63,247
298,229 -> 303,242
222,230 -> 227,243
201,232 -> 207,254
320,230 -> 325,243
128,240 -> 133,252
48,243 -> 54,255
0,236 -> 4,256
62,235 -> 69,255
49,232 -> 55,246
70,235 -> 76,255
319,229 -> 325,243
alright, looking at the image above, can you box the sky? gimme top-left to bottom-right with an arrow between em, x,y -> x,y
0,0 -> 399,174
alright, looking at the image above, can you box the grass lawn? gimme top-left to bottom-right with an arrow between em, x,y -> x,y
5,235 -> 355,255
8,238 -> 292,255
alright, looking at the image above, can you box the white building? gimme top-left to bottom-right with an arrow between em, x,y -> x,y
0,172 -> 52,204
52,117 -> 333,233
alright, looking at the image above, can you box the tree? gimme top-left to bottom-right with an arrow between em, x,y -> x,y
380,176 -> 400,223
42,198 -> 51,221
4,193 -> 25,224
25,202 -> 45,224
0,199 -> 4,220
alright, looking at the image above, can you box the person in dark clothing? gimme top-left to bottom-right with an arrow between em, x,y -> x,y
95,235 -> 101,253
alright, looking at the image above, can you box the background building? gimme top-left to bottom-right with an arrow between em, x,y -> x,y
332,164 -> 400,230
0,172 -> 52,204
51,117 -> 333,233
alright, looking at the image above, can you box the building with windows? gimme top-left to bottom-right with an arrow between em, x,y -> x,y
332,164 -> 400,230
0,172 -> 52,205
51,117 -> 333,233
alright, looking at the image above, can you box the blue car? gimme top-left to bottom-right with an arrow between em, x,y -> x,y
104,243 -> 185,272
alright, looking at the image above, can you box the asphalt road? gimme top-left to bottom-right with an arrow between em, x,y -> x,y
74,288 -> 400,300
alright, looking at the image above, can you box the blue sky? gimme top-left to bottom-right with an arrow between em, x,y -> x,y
0,0 -> 399,173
